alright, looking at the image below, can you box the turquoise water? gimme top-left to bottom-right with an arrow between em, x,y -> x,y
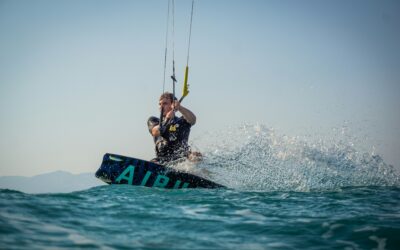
1,186 -> 400,249
1,125 -> 400,249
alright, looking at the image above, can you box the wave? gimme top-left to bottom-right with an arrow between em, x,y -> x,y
192,124 -> 400,191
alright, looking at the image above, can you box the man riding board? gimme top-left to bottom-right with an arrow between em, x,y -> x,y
147,92 -> 202,164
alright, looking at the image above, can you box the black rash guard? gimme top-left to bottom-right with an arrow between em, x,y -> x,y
147,116 -> 192,164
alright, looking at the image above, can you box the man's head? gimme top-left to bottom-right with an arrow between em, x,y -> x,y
159,92 -> 175,115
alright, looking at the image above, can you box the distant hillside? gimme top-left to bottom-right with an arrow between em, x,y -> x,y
0,171 -> 105,194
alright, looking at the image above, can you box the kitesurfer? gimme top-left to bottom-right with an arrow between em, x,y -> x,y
147,92 -> 201,164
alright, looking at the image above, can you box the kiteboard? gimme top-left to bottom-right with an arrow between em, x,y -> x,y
95,153 -> 225,189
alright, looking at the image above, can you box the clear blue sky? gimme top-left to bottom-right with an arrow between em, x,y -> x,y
1,0 -> 399,176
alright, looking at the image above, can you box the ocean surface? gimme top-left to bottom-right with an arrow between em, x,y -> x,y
1,186 -> 400,249
1,125 -> 400,249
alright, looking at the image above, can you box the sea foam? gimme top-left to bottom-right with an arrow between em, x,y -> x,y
192,124 -> 400,191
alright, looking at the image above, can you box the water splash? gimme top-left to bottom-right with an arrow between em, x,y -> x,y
192,124 -> 400,191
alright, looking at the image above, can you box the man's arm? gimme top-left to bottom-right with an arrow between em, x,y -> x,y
173,100 -> 196,125
147,116 -> 160,137
150,125 -> 158,137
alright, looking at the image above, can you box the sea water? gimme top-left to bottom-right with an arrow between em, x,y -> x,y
1,124 -> 400,249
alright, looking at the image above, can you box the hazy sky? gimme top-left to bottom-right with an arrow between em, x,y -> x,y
1,0 -> 399,176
